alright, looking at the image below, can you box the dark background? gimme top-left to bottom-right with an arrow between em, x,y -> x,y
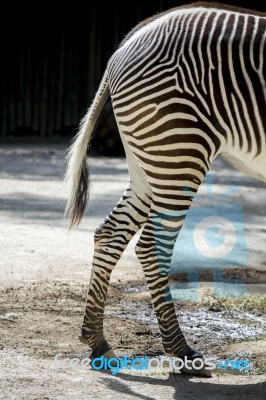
1,1 -> 265,154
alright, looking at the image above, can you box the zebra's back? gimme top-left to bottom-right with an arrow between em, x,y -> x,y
108,5 -> 266,181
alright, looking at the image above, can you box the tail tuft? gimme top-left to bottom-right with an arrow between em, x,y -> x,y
65,157 -> 89,228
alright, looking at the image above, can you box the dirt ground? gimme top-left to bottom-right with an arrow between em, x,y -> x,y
0,144 -> 265,400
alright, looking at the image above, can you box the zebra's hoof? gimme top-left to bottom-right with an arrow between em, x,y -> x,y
180,348 -> 212,377
78,334 -> 118,369
91,348 -> 118,369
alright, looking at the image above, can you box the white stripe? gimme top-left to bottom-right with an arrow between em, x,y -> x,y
207,12 -> 232,138
239,15 -> 264,157
217,12 -> 238,149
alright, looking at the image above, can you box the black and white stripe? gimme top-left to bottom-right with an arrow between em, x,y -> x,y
65,3 -> 266,362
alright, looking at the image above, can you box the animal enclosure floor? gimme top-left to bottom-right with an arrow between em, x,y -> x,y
0,145 -> 265,399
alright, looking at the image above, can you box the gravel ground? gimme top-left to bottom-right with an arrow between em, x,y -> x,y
0,144 -> 265,400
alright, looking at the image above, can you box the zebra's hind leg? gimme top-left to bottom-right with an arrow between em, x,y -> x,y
135,176 -> 212,376
80,170 -> 152,364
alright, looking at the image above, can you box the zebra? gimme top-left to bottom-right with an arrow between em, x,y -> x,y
65,2 -> 266,375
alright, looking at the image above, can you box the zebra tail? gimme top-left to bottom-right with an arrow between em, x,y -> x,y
64,69 -> 110,228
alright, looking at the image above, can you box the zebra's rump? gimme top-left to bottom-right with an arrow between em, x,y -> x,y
107,5 -> 266,165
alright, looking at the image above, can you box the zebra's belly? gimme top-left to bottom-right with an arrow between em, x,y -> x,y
221,153 -> 266,183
